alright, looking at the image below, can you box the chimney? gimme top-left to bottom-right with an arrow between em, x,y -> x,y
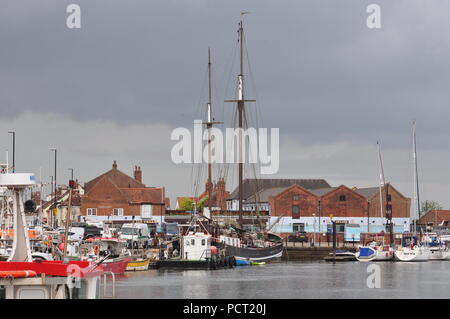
134,166 -> 142,183
113,160 -> 117,169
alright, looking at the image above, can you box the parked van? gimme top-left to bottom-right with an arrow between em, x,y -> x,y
119,223 -> 150,249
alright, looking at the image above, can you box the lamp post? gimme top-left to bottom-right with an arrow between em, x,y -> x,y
8,131 -> 15,172
51,148 -> 57,228
49,176 -> 53,227
312,213 -> 316,247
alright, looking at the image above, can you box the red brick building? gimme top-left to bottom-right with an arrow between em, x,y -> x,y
266,183 -> 411,234
419,210 -> 450,226
80,161 -> 167,223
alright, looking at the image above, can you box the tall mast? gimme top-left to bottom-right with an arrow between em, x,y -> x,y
204,49 -> 222,216
207,48 -> 213,215
237,16 -> 245,227
412,120 -> 420,234
224,13 -> 255,228
377,141 -> 385,218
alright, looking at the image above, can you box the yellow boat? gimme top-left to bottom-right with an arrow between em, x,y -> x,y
126,258 -> 150,271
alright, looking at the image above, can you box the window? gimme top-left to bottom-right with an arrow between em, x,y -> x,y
293,223 -> 304,232
292,205 -> 300,219
293,195 -> 299,201
87,208 -> 97,216
113,208 -> 123,216
191,239 -> 195,245
339,195 -> 346,202
201,239 -> 206,246
140,205 -> 152,218
387,194 -> 392,201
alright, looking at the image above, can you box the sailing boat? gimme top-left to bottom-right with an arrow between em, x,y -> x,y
216,14 -> 283,262
355,141 -> 394,262
394,121 -> 430,262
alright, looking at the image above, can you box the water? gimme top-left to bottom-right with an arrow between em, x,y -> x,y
112,261 -> 450,299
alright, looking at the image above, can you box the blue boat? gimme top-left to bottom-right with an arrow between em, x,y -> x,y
235,259 -> 251,266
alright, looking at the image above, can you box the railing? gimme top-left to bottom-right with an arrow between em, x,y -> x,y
101,271 -> 116,299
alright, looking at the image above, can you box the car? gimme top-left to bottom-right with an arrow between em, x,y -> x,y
288,232 -> 308,242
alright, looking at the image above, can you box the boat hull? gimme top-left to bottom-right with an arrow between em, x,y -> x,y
356,246 -> 394,262
126,258 -> 150,271
102,256 -> 132,274
395,247 -> 430,262
225,243 -> 283,262
429,248 -> 450,260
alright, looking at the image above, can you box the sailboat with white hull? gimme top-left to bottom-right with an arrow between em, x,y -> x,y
356,141 -> 394,262
395,121 -> 430,262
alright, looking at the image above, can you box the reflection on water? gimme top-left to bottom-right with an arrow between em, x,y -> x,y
111,261 -> 450,299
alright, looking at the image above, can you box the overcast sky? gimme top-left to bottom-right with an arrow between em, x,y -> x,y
1,1 -> 450,210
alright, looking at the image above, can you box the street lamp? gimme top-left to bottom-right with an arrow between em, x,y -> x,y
8,131 -> 15,172
49,175 -> 53,227
51,148 -> 57,228
312,213 -> 316,247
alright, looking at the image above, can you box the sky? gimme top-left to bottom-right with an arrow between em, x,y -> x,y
1,0 -> 450,209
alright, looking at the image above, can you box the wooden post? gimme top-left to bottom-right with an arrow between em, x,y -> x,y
332,221 -> 336,258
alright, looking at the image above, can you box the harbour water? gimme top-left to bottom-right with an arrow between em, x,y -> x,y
112,261 -> 450,299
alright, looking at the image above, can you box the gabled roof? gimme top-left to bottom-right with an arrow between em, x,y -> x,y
246,187 -> 290,203
353,187 -> 380,199
229,178 -> 330,200
310,187 -> 338,197
419,210 -> 450,224
353,184 -> 408,201
84,161 -> 144,194
120,188 -> 164,204
317,184 -> 368,201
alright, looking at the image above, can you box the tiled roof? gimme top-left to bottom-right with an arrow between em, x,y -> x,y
85,164 -> 144,194
246,187 -> 290,203
353,187 -> 380,198
309,187 -> 338,197
419,210 -> 450,224
120,188 -> 164,204
229,179 -> 330,200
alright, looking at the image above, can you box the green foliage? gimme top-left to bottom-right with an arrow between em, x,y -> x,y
420,200 -> 443,215
178,198 -> 193,211
198,196 -> 208,210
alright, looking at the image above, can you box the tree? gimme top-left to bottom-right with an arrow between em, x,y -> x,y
420,200 -> 443,215
177,198 -> 193,211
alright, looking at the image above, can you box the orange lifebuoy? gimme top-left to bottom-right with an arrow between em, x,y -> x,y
0,270 -> 37,278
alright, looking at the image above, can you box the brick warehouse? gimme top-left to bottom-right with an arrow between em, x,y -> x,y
265,183 -> 411,237
80,161 -> 168,224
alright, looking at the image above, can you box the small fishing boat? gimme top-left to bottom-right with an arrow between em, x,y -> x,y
235,259 -> 250,266
126,258 -> 150,271
355,242 -> 394,262
324,250 -> 356,262
81,237 -> 131,274
250,261 -> 265,266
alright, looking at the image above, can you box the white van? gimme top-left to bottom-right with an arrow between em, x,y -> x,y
119,223 -> 150,249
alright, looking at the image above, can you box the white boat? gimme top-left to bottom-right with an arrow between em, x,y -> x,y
394,245 -> 430,262
395,123 -> 430,262
355,243 -> 394,262
428,247 -> 450,260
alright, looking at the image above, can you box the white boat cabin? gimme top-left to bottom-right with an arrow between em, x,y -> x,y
181,232 -> 212,260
